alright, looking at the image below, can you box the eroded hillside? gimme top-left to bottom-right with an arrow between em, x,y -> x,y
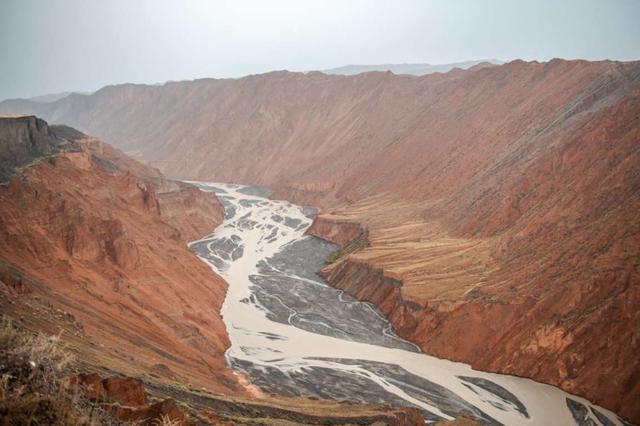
0,116 -> 239,395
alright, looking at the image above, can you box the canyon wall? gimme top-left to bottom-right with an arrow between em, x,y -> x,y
1,60 -> 639,422
0,117 -> 239,394
1,59 -> 638,203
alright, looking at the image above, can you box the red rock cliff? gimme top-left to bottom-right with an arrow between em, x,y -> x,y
0,118 -> 238,394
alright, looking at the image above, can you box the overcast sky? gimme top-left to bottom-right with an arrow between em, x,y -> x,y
1,0 -> 639,100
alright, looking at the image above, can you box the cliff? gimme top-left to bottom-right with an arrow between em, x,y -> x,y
0,115 -> 78,181
0,116 -> 237,394
305,214 -> 365,246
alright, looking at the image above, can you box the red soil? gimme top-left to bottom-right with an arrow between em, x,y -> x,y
0,129 -> 239,395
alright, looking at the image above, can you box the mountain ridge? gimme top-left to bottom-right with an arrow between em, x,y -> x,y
321,59 -> 503,75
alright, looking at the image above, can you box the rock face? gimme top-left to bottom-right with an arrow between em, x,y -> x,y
305,215 -> 365,246
0,115 -> 77,181
0,117 -> 238,394
157,186 -> 224,242
72,373 -> 149,407
72,373 -> 190,425
1,60 -> 639,422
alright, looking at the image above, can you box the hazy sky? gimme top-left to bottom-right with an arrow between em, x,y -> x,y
1,0 -> 639,100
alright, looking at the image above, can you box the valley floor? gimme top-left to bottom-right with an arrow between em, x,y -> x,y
188,182 -> 625,426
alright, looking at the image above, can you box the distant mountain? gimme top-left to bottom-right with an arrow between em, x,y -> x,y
0,91 -> 93,105
322,59 -> 503,76
26,91 -> 74,103
4,63 -> 498,105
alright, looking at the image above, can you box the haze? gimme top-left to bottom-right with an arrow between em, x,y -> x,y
1,0 -> 639,100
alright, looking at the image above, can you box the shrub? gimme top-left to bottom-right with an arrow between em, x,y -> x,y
0,316 -> 115,425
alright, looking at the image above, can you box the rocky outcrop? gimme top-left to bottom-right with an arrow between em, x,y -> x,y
75,136 -> 164,185
72,373 -> 149,407
0,115 -> 78,181
72,373 -> 190,425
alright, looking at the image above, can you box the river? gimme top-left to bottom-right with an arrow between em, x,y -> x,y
188,182 -> 624,426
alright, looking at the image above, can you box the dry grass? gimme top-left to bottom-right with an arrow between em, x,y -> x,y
0,316 -> 117,425
321,195 -> 497,301
150,415 -> 181,426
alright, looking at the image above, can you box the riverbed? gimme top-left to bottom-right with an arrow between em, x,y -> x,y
188,182 -> 624,426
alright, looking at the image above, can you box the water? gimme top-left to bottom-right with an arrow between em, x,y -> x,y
188,182 -> 625,425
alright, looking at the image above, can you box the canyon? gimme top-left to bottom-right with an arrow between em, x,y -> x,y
0,116 -> 422,424
0,58 -> 639,424
187,181 -> 624,425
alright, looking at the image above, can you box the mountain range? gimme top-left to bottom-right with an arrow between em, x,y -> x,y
322,59 -> 503,75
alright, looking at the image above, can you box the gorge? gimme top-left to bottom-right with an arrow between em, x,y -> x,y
188,181 -> 625,425
0,57 -> 639,425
